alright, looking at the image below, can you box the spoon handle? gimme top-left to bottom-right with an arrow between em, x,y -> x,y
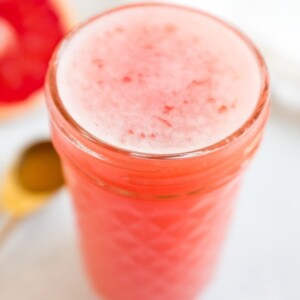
0,215 -> 19,246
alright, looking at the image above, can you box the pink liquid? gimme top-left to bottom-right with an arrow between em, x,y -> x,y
47,3 -> 268,300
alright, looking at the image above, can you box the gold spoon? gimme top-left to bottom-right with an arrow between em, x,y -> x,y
0,140 -> 64,245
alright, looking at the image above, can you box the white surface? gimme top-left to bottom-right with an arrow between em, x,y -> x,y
0,0 -> 300,299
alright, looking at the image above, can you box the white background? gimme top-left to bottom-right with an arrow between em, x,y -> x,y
0,0 -> 300,299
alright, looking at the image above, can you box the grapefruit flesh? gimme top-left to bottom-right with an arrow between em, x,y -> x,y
0,0 -> 66,105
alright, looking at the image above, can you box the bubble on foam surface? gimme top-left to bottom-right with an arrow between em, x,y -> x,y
57,5 -> 261,154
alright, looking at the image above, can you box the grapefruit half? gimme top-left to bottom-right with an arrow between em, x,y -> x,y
0,0 -> 74,119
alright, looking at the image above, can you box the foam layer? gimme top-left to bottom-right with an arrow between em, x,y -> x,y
57,4 -> 261,154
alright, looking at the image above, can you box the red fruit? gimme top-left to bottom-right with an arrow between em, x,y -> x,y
0,0 -> 74,118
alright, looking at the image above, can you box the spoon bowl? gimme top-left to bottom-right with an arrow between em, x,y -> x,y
0,140 -> 64,244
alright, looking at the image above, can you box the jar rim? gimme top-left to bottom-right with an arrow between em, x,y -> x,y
46,2 -> 270,160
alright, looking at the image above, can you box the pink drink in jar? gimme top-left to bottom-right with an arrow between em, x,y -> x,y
46,3 -> 269,300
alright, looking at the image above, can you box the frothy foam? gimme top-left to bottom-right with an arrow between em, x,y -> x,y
57,4 -> 261,154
